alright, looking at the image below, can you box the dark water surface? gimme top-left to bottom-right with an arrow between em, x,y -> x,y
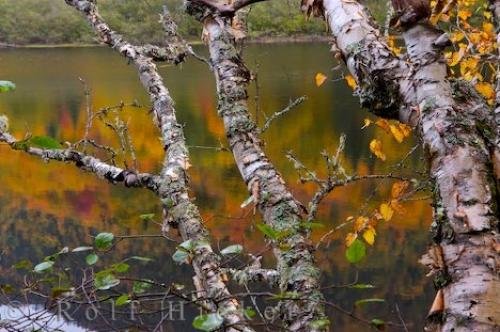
0,44 -> 433,331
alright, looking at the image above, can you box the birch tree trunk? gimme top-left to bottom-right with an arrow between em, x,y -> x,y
491,0 -> 500,182
315,0 -> 500,330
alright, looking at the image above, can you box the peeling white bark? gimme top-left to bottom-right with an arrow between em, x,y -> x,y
320,0 -> 500,330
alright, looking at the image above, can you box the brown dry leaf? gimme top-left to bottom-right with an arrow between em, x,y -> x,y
354,216 -> 368,232
315,72 -> 328,87
398,123 -> 412,137
391,181 -> 409,199
374,119 -> 390,133
428,289 -> 444,317
391,199 -> 406,214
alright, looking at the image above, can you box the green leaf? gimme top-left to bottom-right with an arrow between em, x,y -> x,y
192,313 -> 224,331
244,307 -> 256,320
34,261 -> 54,273
72,246 -> 94,252
51,287 -> 73,298
310,319 -> 330,329
256,224 -> 279,240
94,271 -> 120,290
179,239 -> 195,251
0,81 -> 16,93
220,244 -> 243,255
29,136 -> 61,149
345,239 -> 366,263
270,291 -> 300,300
172,239 -> 196,264
139,213 -> 155,221
115,294 -> 130,307
370,318 -> 385,330
86,253 -> 99,266
1,284 -> 15,293
13,259 -> 32,270
354,298 -> 385,306
133,280 -> 152,294
172,249 -> 190,264
112,262 -> 130,273
300,221 -> 325,229
95,232 -> 114,250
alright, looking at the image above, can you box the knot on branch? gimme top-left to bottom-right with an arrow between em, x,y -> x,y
300,0 -> 324,18
185,0 -> 215,22
391,0 -> 431,29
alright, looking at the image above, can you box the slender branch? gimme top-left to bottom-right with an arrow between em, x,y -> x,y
191,0 -> 268,16
259,96 -> 306,133
0,127 -> 160,191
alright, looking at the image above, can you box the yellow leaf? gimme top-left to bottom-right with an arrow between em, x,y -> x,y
475,82 -> 495,103
389,124 -> 405,143
379,203 -> 394,221
362,227 -> 376,245
459,57 -> 479,77
482,22 -> 495,35
361,118 -> 372,129
448,45 -> 466,66
391,181 -> 409,199
345,232 -> 358,247
344,74 -> 357,90
315,72 -> 327,87
450,31 -> 465,43
387,35 -> 403,56
369,139 -> 386,161
457,9 -> 472,21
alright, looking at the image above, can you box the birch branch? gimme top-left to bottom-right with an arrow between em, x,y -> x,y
0,123 -> 160,191
259,96 -> 306,133
65,1 -> 254,330
186,2 -> 328,330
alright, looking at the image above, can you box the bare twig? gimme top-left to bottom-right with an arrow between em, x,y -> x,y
259,96 -> 306,133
